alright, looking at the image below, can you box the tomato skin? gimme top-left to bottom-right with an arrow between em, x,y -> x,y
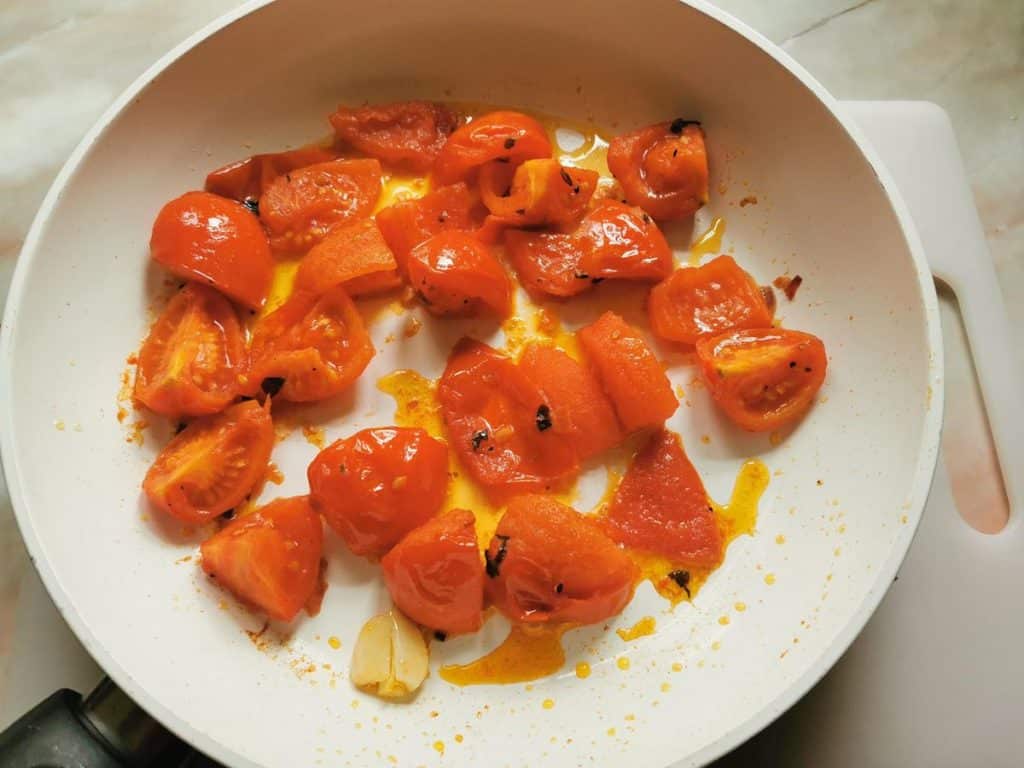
259,159 -> 382,253
150,191 -> 273,310
433,111 -> 552,185
205,146 -> 340,203
696,328 -> 827,432
578,311 -> 678,432
294,218 -> 400,297
329,101 -> 460,173
504,229 -> 590,300
649,255 -> 772,345
603,429 -> 723,567
381,509 -> 484,635
246,286 -> 375,402
438,340 -> 578,497
134,284 -> 246,418
485,495 -> 638,625
518,342 -> 623,461
576,200 -> 673,282
479,159 -> 597,227
307,427 -> 449,558
406,231 -> 512,317
143,400 -> 274,525
607,121 -> 708,220
200,496 -> 323,622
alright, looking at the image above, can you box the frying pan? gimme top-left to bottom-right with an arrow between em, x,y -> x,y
0,0 -> 943,765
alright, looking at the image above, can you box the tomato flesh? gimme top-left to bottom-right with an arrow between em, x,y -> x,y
485,495 -> 637,625
479,159 -> 597,227
205,145 -> 340,203
576,200 -> 673,282
504,229 -> 589,300
433,110 -> 552,185
200,495 -> 323,622
381,509 -> 484,635
295,218 -> 400,297
143,400 -> 273,525
406,231 -> 512,317
329,100 -> 460,173
307,427 -> 449,558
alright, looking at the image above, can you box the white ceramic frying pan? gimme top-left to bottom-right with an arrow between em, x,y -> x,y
0,0 -> 943,765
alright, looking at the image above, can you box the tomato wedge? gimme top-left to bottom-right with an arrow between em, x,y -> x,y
329,100 -> 460,173
518,342 -> 622,461
143,400 -> 273,525
578,311 -> 678,432
438,340 -> 578,497
576,200 -> 673,282
246,285 -> 375,402
134,284 -> 246,418
504,229 -> 590,300
381,509 -> 484,635
150,191 -> 273,310
433,110 -> 552,185
696,328 -> 827,432
603,429 -> 723,567
649,255 -> 773,345
485,495 -> 638,625
200,496 -> 323,623
406,231 -> 512,317
479,159 -> 597,226
307,427 -> 449,558
259,158 -> 382,253
204,145 -> 341,203
294,218 -> 400,297
607,120 -> 709,220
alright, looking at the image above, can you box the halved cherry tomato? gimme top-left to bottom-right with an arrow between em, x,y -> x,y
375,183 -> 484,276
649,255 -> 773,345
204,145 -> 340,203
485,495 -> 638,625
307,427 -> 449,558
696,328 -> 827,432
576,200 -> 673,282
381,509 -> 484,635
438,340 -> 578,497
329,101 -> 460,173
479,159 -> 597,226
607,120 -> 708,220
200,495 -> 323,622
406,231 -> 512,317
143,400 -> 273,525
603,429 -> 723,567
134,284 -> 246,418
150,191 -> 273,310
518,342 -> 622,461
246,285 -> 374,402
577,311 -> 678,432
433,111 -> 552,185
259,158 -> 382,253
294,218 -> 400,297
504,229 -> 590,300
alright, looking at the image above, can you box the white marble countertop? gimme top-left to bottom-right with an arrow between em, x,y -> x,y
0,0 -> 1022,763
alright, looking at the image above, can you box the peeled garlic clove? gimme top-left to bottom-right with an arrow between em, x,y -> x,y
350,613 -> 394,690
386,609 -> 429,695
351,609 -> 428,698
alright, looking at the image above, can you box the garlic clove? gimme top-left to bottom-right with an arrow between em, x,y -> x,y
351,609 -> 428,698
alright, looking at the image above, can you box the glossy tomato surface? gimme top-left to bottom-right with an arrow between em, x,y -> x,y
205,146 -> 340,203
576,200 -> 674,282
406,231 -> 512,317
479,159 -> 597,227
433,110 -> 552,184
294,218 -> 400,297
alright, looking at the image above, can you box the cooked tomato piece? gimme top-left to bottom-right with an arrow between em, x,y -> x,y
479,159 -> 597,226
485,495 -> 637,625
294,218 -> 400,297
307,427 -> 449,558
696,328 -> 827,432
246,285 -> 374,402
603,429 -> 723,567
576,200 -> 673,282
504,229 -> 590,300
200,495 -> 323,622
259,158 -> 382,253
134,284 -> 246,417
406,231 -> 512,317
204,145 -> 340,203
578,312 -> 678,432
143,400 -> 273,525
150,191 -> 273,310
433,110 -> 552,185
329,101 -> 460,173
375,183 -> 483,274
518,342 -> 622,461
438,340 -> 578,497
649,255 -> 773,345
607,120 -> 708,220
381,509 -> 484,635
